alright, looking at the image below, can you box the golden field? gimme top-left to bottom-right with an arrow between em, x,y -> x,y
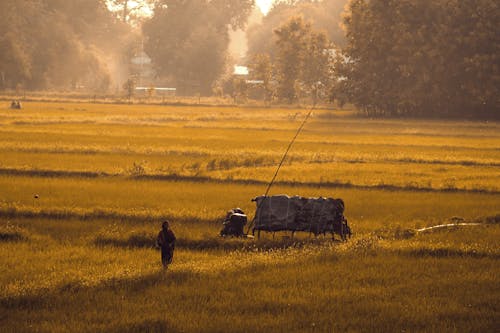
0,101 -> 499,332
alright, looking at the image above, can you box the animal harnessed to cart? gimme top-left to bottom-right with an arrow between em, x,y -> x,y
252,195 -> 351,240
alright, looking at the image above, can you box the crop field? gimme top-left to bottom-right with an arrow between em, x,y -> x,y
0,101 -> 499,332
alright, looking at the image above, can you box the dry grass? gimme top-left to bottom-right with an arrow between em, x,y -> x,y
1,218 -> 498,332
0,101 -> 499,332
1,101 -> 498,193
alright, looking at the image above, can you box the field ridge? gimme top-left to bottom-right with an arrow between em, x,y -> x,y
0,206 -> 208,224
1,102 -> 499,332
1,167 -> 498,194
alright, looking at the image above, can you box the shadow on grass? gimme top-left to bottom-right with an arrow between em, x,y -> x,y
94,234 -> 156,249
0,269 -> 192,310
401,248 -> 500,259
482,214 -> 500,224
0,207 -> 212,226
0,231 -> 27,242
0,223 -> 28,243
93,233 -> 341,252
100,319 -> 180,333
1,166 -> 499,194
177,237 -> 338,252
0,253 -> 302,312
389,215 -> 500,240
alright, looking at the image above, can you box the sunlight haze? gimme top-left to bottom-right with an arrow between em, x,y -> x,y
256,0 -> 274,15
1,1 -> 498,331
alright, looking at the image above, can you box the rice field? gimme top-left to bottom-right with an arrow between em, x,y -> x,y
0,101 -> 499,332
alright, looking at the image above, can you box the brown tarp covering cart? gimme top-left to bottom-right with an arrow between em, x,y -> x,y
252,195 -> 350,239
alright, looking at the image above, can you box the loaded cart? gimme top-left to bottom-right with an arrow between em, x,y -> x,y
252,195 -> 351,240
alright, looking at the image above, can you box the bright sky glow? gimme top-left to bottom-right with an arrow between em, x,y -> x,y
109,1 -> 273,18
128,1 -> 153,17
106,1 -> 153,19
256,0 -> 274,15
234,65 -> 249,75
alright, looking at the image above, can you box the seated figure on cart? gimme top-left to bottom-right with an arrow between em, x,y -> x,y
220,208 -> 247,237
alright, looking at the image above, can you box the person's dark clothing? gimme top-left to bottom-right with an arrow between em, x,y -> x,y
161,246 -> 173,267
157,229 -> 176,267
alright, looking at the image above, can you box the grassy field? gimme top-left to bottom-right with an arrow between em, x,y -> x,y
0,101 -> 499,332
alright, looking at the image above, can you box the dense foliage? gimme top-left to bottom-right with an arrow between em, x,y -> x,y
247,0 -> 347,58
244,15 -> 334,104
142,0 -> 253,95
0,0 -> 130,91
1,0 -> 498,119
335,0 -> 499,118
273,16 -> 332,103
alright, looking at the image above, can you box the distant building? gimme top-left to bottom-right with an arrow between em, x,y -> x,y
130,51 -> 155,86
135,86 -> 176,97
233,65 -> 249,76
233,65 -> 264,85
131,51 -> 152,66
129,50 -> 176,96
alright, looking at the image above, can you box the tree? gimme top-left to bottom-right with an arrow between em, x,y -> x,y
211,0 -> 254,30
123,77 -> 136,100
247,0 -> 347,59
142,0 -> 253,95
336,0 -> 500,118
0,32 -> 32,89
248,53 -> 274,102
232,77 -> 248,104
106,0 -> 156,25
0,0 -> 39,89
0,0 -> 131,91
274,16 -> 311,103
176,23 -> 229,94
301,30 -> 332,104
274,16 -> 333,103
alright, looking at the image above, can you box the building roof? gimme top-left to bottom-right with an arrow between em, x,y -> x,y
233,65 -> 249,76
131,51 -> 152,65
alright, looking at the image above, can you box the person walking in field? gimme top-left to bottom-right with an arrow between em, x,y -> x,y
157,220 -> 176,269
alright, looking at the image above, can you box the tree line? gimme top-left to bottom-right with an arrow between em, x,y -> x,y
143,0 -> 253,95
0,0 -> 341,98
211,0 -> 347,104
0,0 -> 497,118
242,0 -> 498,118
335,0 -> 499,118
0,0 -> 131,91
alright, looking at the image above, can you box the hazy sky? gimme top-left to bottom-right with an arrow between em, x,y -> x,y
115,0 -> 275,17
256,0 -> 274,15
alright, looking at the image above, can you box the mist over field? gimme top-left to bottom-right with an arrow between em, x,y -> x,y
0,1 -> 499,332
1,0 -> 498,117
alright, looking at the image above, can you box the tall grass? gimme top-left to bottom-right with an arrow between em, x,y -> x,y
1,102 -> 498,193
1,223 -> 498,332
0,175 -> 499,231
0,101 -> 498,332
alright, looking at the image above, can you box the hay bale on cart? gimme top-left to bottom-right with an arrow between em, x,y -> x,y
252,195 -> 351,240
